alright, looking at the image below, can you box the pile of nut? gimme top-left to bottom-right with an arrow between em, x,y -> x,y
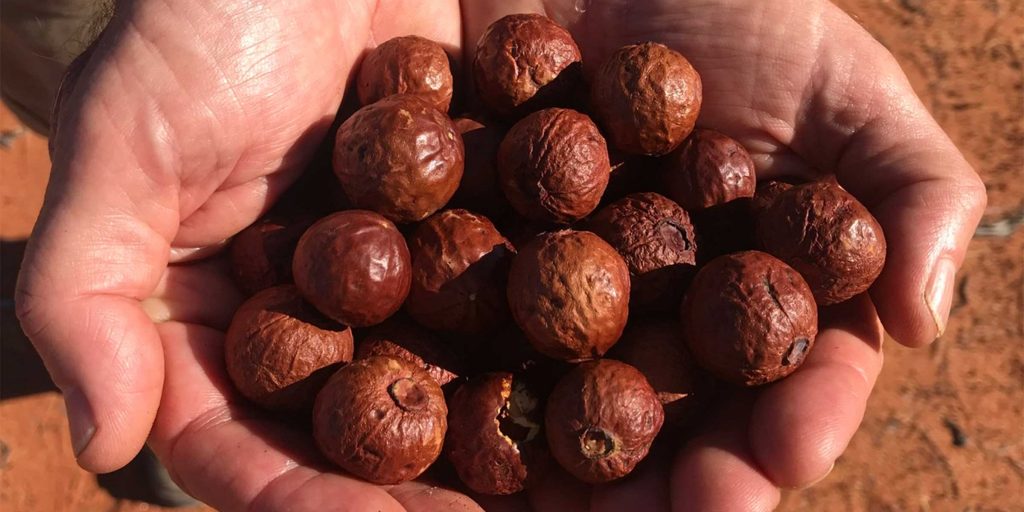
224,13 -> 887,492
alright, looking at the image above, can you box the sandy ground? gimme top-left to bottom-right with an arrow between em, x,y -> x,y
1,0 -> 1021,510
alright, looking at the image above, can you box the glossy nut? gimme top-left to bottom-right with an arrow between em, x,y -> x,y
355,318 -> 462,387
755,181 -> 887,305
292,210 -> 411,327
473,14 -> 582,118
225,285 -> 353,412
357,35 -> 454,112
682,251 -> 818,386
591,43 -> 702,156
663,129 -> 756,210
313,356 -> 447,484
545,359 -> 664,483
229,216 -> 315,295
507,230 -> 630,361
498,108 -> 611,224
406,209 -> 514,335
333,94 -> 464,223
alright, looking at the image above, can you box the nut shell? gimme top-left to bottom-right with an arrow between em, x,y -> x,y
587,192 -> 697,311
507,230 -> 630,361
682,251 -> 818,386
498,108 -> 611,223
406,209 -> 514,334
591,43 -> 702,156
313,356 -> 447,484
356,318 -> 462,387
333,94 -> 464,223
755,181 -> 887,304
545,359 -> 664,483
446,373 -> 548,494
225,285 -> 353,412
473,14 -> 582,117
357,35 -> 453,112
292,210 -> 411,327
229,216 -> 315,295
663,129 -> 756,210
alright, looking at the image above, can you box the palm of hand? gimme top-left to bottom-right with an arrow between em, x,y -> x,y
19,0 -> 984,510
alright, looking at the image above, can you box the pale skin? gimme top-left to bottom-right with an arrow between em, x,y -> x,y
15,0 -> 986,510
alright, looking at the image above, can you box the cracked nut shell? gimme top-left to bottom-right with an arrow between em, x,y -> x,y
446,372 -> 548,495
229,216 -> 315,295
755,181 -> 886,305
587,192 -> 698,311
498,108 -> 611,223
681,251 -> 818,386
507,230 -> 630,361
356,318 -> 462,387
292,210 -> 411,327
545,359 -> 664,483
313,355 -> 447,484
473,14 -> 582,118
357,35 -> 454,112
225,285 -> 353,412
406,209 -> 514,335
333,94 -> 464,223
591,42 -> 702,156
663,129 -> 756,210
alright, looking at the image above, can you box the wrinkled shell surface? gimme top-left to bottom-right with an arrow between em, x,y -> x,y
333,94 -> 464,223
591,43 -> 702,156
682,251 -> 818,386
229,216 -> 315,295
313,356 -> 447,484
756,181 -> 887,304
357,35 -> 454,112
498,108 -> 611,223
750,180 -> 794,214
663,129 -> 756,210
225,285 -> 353,412
355,318 -> 462,386
507,230 -> 630,361
292,210 -> 411,327
545,359 -> 663,483
473,14 -> 582,117
587,192 -> 697,310
449,118 -> 509,217
446,372 -> 548,494
406,209 -> 514,334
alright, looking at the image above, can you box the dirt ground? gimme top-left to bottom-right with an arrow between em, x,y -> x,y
1,1 -> 1021,511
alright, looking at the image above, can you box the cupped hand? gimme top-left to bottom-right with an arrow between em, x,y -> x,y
16,0 -> 985,510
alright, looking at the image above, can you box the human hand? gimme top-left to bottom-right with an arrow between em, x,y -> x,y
16,0 -> 985,510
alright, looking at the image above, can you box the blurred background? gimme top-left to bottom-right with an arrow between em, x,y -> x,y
1,0 -> 1021,510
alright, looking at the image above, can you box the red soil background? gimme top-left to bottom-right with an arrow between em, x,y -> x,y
1,1 -> 1021,510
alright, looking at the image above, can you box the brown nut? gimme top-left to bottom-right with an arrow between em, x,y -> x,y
755,181 -> 887,305
498,108 -> 611,223
448,118 -> 510,218
681,251 -> 818,386
545,359 -> 664,483
313,356 -> 447,484
750,180 -> 795,214
224,285 -> 353,412
473,14 -> 582,118
663,129 -> 756,210
591,42 -> 702,156
406,209 -> 514,335
446,372 -> 548,495
333,94 -> 464,223
608,320 -> 712,430
356,318 -> 462,387
292,210 -> 411,327
356,35 -> 454,112
507,230 -> 630,361
587,192 -> 698,311
229,216 -> 315,295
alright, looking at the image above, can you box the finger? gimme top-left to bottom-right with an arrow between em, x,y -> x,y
592,451 -> 671,512
670,394 -> 781,512
527,464 -> 591,512
748,295 -> 884,488
388,481 -> 484,512
149,321 -> 406,511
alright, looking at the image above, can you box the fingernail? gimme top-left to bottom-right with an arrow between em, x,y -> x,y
925,257 -> 957,339
799,461 -> 836,490
63,388 -> 96,457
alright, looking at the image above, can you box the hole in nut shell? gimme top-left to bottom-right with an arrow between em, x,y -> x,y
783,338 -> 810,366
498,382 -> 541,443
579,427 -> 616,459
388,378 -> 428,411
657,219 -> 693,252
